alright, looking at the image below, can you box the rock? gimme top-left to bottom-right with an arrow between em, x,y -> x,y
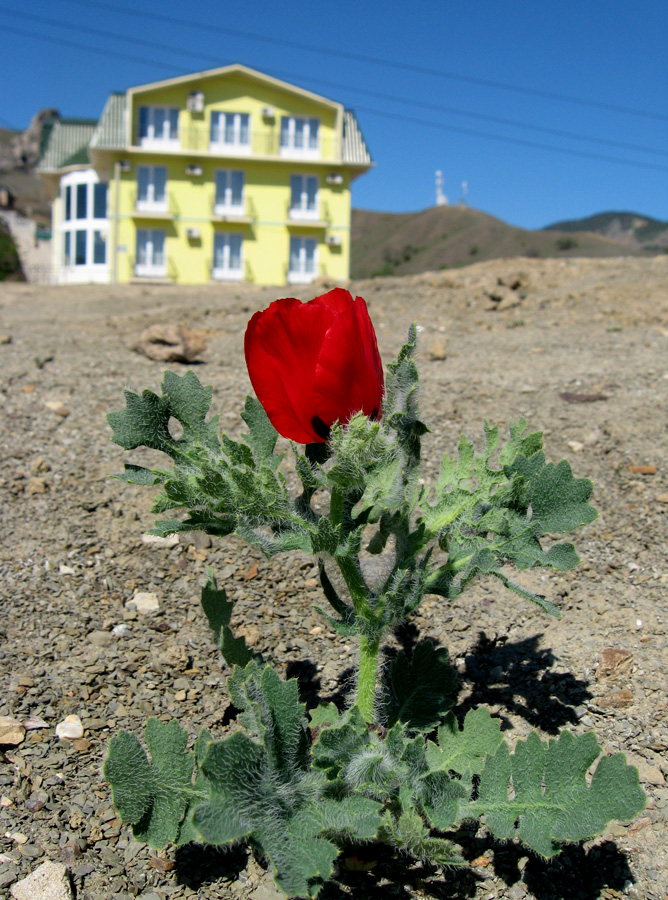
594,689 -> 634,709
0,335 -> 12,344
44,401 -> 70,417
596,647 -> 634,678
656,493 -> 668,504
10,860 -> 73,900
628,464 -> 657,475
27,477 -> 49,495
23,716 -> 48,730
58,565 -> 75,575
427,340 -> 447,360
252,883 -> 286,900
0,717 -> 26,746
141,533 -> 179,547
55,715 -> 84,741
635,760 -> 665,785
88,630 -> 112,647
127,591 -> 160,614
567,441 -> 585,452
130,323 -> 206,363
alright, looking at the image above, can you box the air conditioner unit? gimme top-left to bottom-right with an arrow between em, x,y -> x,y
325,173 -> 344,185
187,91 -> 205,112
325,234 -> 342,247
185,164 -> 203,176
261,106 -> 276,120
186,227 -> 200,240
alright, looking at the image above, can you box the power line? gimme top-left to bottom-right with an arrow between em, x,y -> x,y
354,105 -> 668,173
3,8 -> 667,162
55,0 -> 668,124
4,22 -> 668,174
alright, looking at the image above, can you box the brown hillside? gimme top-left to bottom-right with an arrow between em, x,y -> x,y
350,205 -> 652,279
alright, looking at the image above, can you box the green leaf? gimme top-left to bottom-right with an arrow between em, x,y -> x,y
104,719 -> 198,847
381,808 -> 464,867
113,463 -> 165,485
385,640 -> 456,732
426,708 -> 504,781
470,730 -> 646,858
241,395 -> 279,465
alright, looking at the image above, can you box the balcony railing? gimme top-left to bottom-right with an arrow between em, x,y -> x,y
285,199 -> 331,227
211,195 -> 257,222
130,190 -> 179,218
167,126 -> 341,160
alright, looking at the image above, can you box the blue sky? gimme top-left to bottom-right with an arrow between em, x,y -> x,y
2,0 -> 667,229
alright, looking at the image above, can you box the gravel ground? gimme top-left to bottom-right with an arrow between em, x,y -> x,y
0,256 -> 667,900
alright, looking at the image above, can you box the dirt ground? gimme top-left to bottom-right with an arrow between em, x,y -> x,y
0,255 -> 667,900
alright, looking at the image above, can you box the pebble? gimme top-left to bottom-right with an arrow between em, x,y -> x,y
127,591 -> 160,614
55,715 -> 84,741
141,533 -> 179,548
10,860 -> 74,900
0,717 -> 26,746
88,630 -> 112,647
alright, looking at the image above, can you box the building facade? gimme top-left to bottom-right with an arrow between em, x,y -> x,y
38,65 -> 372,286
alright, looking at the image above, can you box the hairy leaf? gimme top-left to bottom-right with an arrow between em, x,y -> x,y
385,640 -> 456,732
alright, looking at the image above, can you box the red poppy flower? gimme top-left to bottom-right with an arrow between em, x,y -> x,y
244,288 -> 384,444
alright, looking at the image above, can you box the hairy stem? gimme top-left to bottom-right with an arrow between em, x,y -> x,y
357,634 -> 380,723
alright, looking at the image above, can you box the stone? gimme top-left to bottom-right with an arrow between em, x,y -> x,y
141,533 -> 179,547
0,335 -> 12,344
656,493 -> 668,504
596,647 -> 634,678
252,883 -> 286,900
628,464 -> 656,475
127,591 -> 160,614
130,323 -> 206,363
636,760 -> 665,785
88,630 -> 112,647
44,401 -> 70,417
594,689 -> 634,709
10,860 -> 73,900
427,340 -> 447,360
55,715 -> 84,741
27,477 -> 49,495
0,717 -> 26,746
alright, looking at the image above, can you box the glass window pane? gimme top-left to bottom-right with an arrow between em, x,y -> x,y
64,185 -> 71,220
136,229 -> 148,265
294,119 -> 304,148
229,234 -> 242,269
75,230 -> 86,265
139,106 -> 149,139
309,119 -> 319,149
137,167 -> 149,201
231,171 -> 244,206
306,177 -> 317,210
63,231 -> 71,265
93,231 -> 106,264
215,170 -> 227,203
93,183 -> 107,219
213,233 -> 224,268
154,108 -> 166,139
152,230 -> 165,265
239,114 -> 249,144
210,112 -> 220,143
280,117 -> 290,147
290,175 -> 301,209
289,237 -> 300,271
76,183 -> 87,219
169,108 -> 179,138
305,239 -> 316,273
153,167 -> 167,203
224,114 -> 235,144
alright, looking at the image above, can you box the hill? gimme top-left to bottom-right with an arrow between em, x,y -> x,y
350,205 -> 660,279
544,210 -> 668,251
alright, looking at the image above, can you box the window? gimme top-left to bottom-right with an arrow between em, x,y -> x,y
63,231 -> 71,265
210,112 -> 250,151
288,236 -> 317,283
136,228 -> 166,275
136,166 -> 167,210
289,175 -> 318,219
76,183 -> 87,220
93,230 -> 106,265
212,233 -> 243,280
93,183 -> 108,219
214,170 -> 244,212
280,117 -> 319,157
64,185 -> 72,221
75,230 -> 87,265
138,106 -> 179,145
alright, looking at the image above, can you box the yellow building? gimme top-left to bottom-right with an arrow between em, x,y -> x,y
37,64 -> 372,286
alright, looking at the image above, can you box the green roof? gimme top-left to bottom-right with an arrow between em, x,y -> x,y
342,110 -> 372,166
90,92 -> 126,150
37,119 -> 97,171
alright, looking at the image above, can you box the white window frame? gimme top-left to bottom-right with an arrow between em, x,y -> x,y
210,112 -> 251,154
212,232 -> 243,281
214,169 -> 245,215
280,116 -> 320,159
135,228 -> 166,278
288,236 -> 318,284
138,106 -> 179,147
289,174 -> 319,220
59,169 -> 109,283
136,165 -> 168,212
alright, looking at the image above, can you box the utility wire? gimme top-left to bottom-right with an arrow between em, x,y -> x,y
55,0 -> 668,123
4,22 -> 668,173
3,9 -> 667,161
